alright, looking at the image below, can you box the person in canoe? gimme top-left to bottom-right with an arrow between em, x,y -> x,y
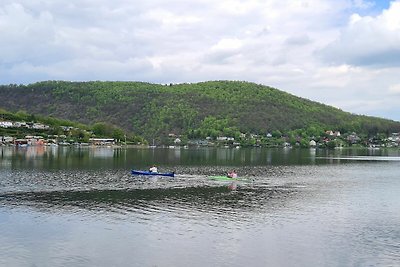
149,165 -> 158,173
227,170 -> 237,179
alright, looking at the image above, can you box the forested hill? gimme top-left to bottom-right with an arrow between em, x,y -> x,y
1,80 -> 399,140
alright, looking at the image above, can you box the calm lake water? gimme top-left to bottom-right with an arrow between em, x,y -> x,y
1,146 -> 400,267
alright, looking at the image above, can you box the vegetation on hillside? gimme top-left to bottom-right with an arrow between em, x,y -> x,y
0,108 -> 145,144
1,81 -> 399,144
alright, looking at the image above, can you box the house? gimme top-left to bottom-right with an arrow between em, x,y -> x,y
347,133 -> 360,144
388,133 -> 399,142
61,126 -> 73,131
25,136 -> 45,145
13,122 -> 28,128
309,140 -> 317,147
326,130 -> 341,137
388,133 -> 400,147
1,136 -> 14,144
32,123 -> 50,130
188,140 -> 211,146
14,139 -> 28,146
0,121 -> 13,128
217,136 -> 235,141
89,138 -> 115,145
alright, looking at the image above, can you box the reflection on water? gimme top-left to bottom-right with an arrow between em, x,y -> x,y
1,146 -> 400,170
1,147 -> 400,267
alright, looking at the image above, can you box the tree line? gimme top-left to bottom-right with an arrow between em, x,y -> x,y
0,80 -> 399,144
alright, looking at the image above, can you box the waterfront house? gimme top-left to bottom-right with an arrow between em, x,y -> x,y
89,138 -> 115,145
309,140 -> 317,147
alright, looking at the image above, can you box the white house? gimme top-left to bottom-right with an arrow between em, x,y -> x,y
89,138 -> 115,145
0,121 -> 13,128
309,140 -> 317,147
32,123 -> 50,130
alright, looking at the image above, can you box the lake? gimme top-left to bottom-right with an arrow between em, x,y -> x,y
1,146 -> 399,267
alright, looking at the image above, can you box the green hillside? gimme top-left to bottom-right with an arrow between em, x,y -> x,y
0,108 -> 145,144
1,80 -> 399,141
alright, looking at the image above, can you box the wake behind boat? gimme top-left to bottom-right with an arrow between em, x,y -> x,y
131,169 -> 175,177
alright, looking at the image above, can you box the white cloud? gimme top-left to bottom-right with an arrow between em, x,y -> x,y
319,1 -> 400,67
203,38 -> 244,64
0,0 -> 400,121
389,84 -> 400,94
285,34 -> 312,46
143,8 -> 201,28
211,38 -> 243,51
215,0 -> 260,15
0,3 -> 68,64
352,0 -> 375,9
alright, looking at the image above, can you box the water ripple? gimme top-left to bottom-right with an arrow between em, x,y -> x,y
1,162 -> 400,266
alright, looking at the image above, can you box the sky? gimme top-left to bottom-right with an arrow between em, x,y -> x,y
1,0 -> 399,121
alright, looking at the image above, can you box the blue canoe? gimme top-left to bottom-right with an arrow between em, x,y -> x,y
131,170 -> 175,177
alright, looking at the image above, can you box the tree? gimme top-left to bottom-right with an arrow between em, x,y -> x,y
112,128 -> 125,141
326,140 -> 337,149
272,130 -> 282,138
27,114 -> 36,122
92,122 -> 113,137
70,128 -> 89,142
15,110 -> 29,121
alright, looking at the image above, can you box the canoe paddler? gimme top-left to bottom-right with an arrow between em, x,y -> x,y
149,165 -> 158,173
227,170 -> 237,178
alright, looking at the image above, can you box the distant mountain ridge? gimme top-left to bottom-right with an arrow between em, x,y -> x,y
1,80 -> 399,139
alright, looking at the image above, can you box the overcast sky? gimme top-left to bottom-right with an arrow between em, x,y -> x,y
1,0 -> 399,121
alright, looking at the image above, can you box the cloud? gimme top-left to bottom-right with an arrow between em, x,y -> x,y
0,3 -> 72,65
0,0 -> 346,82
285,34 -> 312,46
203,38 -> 244,64
352,0 -> 375,9
389,84 -> 400,94
319,1 -> 400,67
0,0 -> 400,121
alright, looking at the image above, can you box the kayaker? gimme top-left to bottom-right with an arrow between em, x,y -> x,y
149,165 -> 158,173
227,170 -> 237,178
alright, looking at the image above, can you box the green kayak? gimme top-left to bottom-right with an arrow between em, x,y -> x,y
208,175 -> 243,181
